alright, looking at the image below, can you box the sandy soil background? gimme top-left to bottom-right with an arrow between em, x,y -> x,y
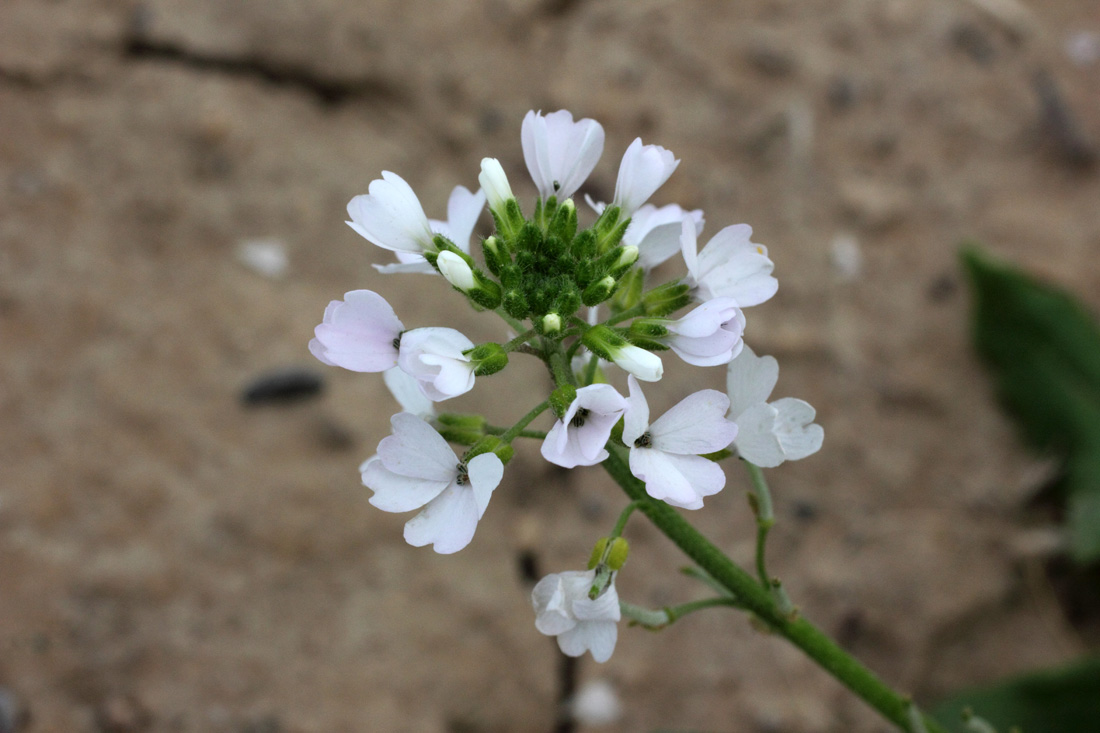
2,0 -> 1099,731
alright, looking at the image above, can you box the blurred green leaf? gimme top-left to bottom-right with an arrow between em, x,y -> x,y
961,245 -> 1100,562
932,656 -> 1100,732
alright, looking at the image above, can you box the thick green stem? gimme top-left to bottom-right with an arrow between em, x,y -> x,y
601,446 -> 947,733
621,597 -> 742,629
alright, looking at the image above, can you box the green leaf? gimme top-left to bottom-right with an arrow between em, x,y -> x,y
962,245 -> 1100,562
932,656 -> 1100,732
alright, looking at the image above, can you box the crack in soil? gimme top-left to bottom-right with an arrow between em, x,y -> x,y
122,35 -> 408,108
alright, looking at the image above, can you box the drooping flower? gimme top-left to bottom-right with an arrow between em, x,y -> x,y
375,185 -> 486,275
541,384 -> 628,468
361,413 -> 503,554
397,327 -> 477,401
623,376 -> 739,509
680,217 -> 778,306
382,366 -> 435,420
662,297 -> 745,367
581,325 -> 664,383
725,346 -> 823,467
611,138 -> 680,217
521,109 -> 605,201
309,290 -> 403,372
346,171 -> 435,254
532,569 -> 620,663
625,203 -> 704,270
436,251 -> 477,291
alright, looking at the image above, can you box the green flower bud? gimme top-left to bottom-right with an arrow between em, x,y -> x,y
611,267 -> 645,311
581,325 -> 627,361
465,342 -> 509,376
582,275 -> 618,306
502,290 -> 529,319
464,435 -> 504,462
642,281 -> 692,317
516,222 -> 543,254
588,538 -> 609,570
606,537 -> 629,570
610,245 -> 639,277
548,197 -> 578,243
571,229 -> 597,260
437,428 -> 485,445
481,235 -> 509,277
540,313 -> 563,336
549,384 -> 578,420
629,319 -> 670,339
436,413 -> 488,431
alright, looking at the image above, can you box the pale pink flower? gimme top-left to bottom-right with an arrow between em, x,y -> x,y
362,413 -> 503,554
309,290 -> 403,372
346,171 -> 434,254
625,204 -> 705,269
397,327 -> 477,401
612,138 -> 679,217
663,298 -> 745,367
623,376 -> 739,510
522,110 -> 605,201
541,384 -> 628,468
680,218 -> 777,306
375,185 -> 486,275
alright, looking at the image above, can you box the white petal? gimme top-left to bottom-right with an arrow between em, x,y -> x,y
346,171 -> 434,253
378,413 -> 457,481
522,110 -> 605,200
625,204 -> 704,269
398,327 -> 476,401
668,298 -> 742,338
310,290 -> 403,372
437,251 -> 476,291
680,215 -> 700,283
573,582 -> 621,622
532,574 -> 578,636
622,375 -> 650,446
382,367 -> 436,419
650,390 -> 738,454
466,452 -> 504,518
430,185 -> 485,252
772,397 -> 825,461
695,225 -> 777,306
731,402 -> 785,467
402,483 -> 480,554
478,158 -> 513,213
629,448 -> 713,509
560,621 -> 619,663
612,138 -> 680,217
611,344 -> 663,382
725,345 -> 779,418
362,457 -> 450,512
373,259 -> 438,275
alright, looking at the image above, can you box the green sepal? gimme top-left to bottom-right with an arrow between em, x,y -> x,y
516,222 -> 543,255
629,319 -> 670,339
468,272 -> 503,310
643,281 -> 692,317
552,285 -> 582,318
549,384 -> 578,420
606,537 -> 629,570
571,229 -> 597,261
548,198 -> 578,243
437,428 -> 485,445
432,234 -> 473,263
502,290 -> 529,320
582,325 -> 627,361
481,236 -> 509,277
626,335 -> 670,352
612,268 -> 645,312
464,435 -> 503,462
437,413 -> 488,431
588,538 -> 609,570
466,342 -> 509,376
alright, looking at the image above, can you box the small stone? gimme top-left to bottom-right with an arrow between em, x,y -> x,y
94,693 -> 150,733
236,239 -> 289,279
570,679 -> 622,727
839,177 -> 908,231
241,367 -> 325,406
0,687 -> 29,733
829,233 -> 862,280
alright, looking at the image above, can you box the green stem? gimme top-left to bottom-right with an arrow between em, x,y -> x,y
609,501 -> 641,539
484,425 -> 547,440
600,445 -> 946,733
499,401 -> 549,444
745,462 -> 775,589
604,303 -> 646,326
494,308 -> 527,336
620,597 -> 741,630
503,328 -> 537,353
582,352 -> 601,386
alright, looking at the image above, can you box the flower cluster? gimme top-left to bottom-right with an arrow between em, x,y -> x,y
311,110 -> 823,661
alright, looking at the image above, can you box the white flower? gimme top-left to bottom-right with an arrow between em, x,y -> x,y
361,413 -> 503,554
382,367 -> 435,420
346,171 -> 435,254
624,203 -> 704,270
612,138 -> 679,217
571,680 -> 622,727
681,217 -> 778,306
611,343 -> 663,382
541,384 -> 628,468
521,109 -> 605,201
532,570 -> 620,663
309,290 -> 403,372
436,251 -> 477,291
623,376 -> 739,509
478,157 -> 514,215
726,346 -> 823,467
397,327 -> 477,401
375,185 -> 486,275
663,298 -> 745,367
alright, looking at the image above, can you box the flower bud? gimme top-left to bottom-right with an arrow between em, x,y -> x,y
548,197 -> 578,243
502,290 -> 529,320
481,235 -> 509,277
611,268 -> 644,311
465,342 -> 509,376
610,245 -> 639,277
541,313 -> 563,336
436,413 -> 488,431
582,275 -> 618,306
583,326 -> 663,381
628,319 -> 669,339
479,157 -> 514,215
437,251 -> 477,291
463,435 -> 514,465
605,537 -> 629,570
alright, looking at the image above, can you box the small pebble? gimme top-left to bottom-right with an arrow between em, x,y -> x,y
241,368 -> 325,406
236,239 -> 289,279
829,233 -> 862,280
0,687 -> 29,733
571,679 -> 622,727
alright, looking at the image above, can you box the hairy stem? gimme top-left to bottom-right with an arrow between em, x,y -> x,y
600,445 -> 947,733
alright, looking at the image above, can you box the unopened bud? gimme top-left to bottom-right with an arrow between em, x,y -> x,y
438,251 -> 477,291
481,235 -> 509,277
541,313 -> 563,335
606,537 -> 629,570
642,281 -> 692,317
549,384 -> 578,420
611,245 -> 639,276
582,275 -> 618,306
478,158 -> 514,215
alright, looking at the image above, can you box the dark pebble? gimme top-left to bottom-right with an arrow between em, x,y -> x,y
241,368 -> 325,406
791,500 -> 819,522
